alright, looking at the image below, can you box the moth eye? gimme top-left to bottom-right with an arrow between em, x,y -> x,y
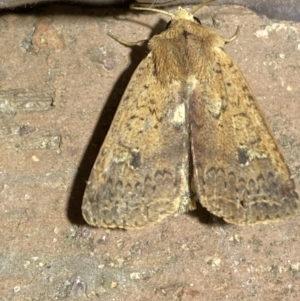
193,16 -> 201,24
166,21 -> 171,28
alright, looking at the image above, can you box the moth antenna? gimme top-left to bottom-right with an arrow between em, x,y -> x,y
130,3 -> 174,18
130,0 -> 177,8
191,0 -> 215,14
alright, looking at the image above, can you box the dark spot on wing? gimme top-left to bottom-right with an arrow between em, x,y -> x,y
130,150 -> 141,169
238,146 -> 249,165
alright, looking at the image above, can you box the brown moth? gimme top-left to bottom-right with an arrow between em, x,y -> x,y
82,0 -> 299,228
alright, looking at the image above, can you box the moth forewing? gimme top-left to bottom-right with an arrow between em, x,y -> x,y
82,49 -> 196,229
190,45 -> 299,224
82,3 -> 299,229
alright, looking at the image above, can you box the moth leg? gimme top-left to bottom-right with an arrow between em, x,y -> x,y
224,26 -> 240,44
107,32 -> 148,47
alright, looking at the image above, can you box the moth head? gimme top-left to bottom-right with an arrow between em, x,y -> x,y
172,7 -> 201,25
173,7 -> 195,22
166,7 -> 201,29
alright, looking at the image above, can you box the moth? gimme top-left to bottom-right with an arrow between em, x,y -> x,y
82,0 -> 299,228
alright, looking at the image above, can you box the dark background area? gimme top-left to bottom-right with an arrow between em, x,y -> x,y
1,0 -> 300,21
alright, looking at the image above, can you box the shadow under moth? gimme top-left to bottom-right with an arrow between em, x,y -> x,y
81,0 -> 299,229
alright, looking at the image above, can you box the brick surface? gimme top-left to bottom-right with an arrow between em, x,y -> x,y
1,4 -> 300,300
